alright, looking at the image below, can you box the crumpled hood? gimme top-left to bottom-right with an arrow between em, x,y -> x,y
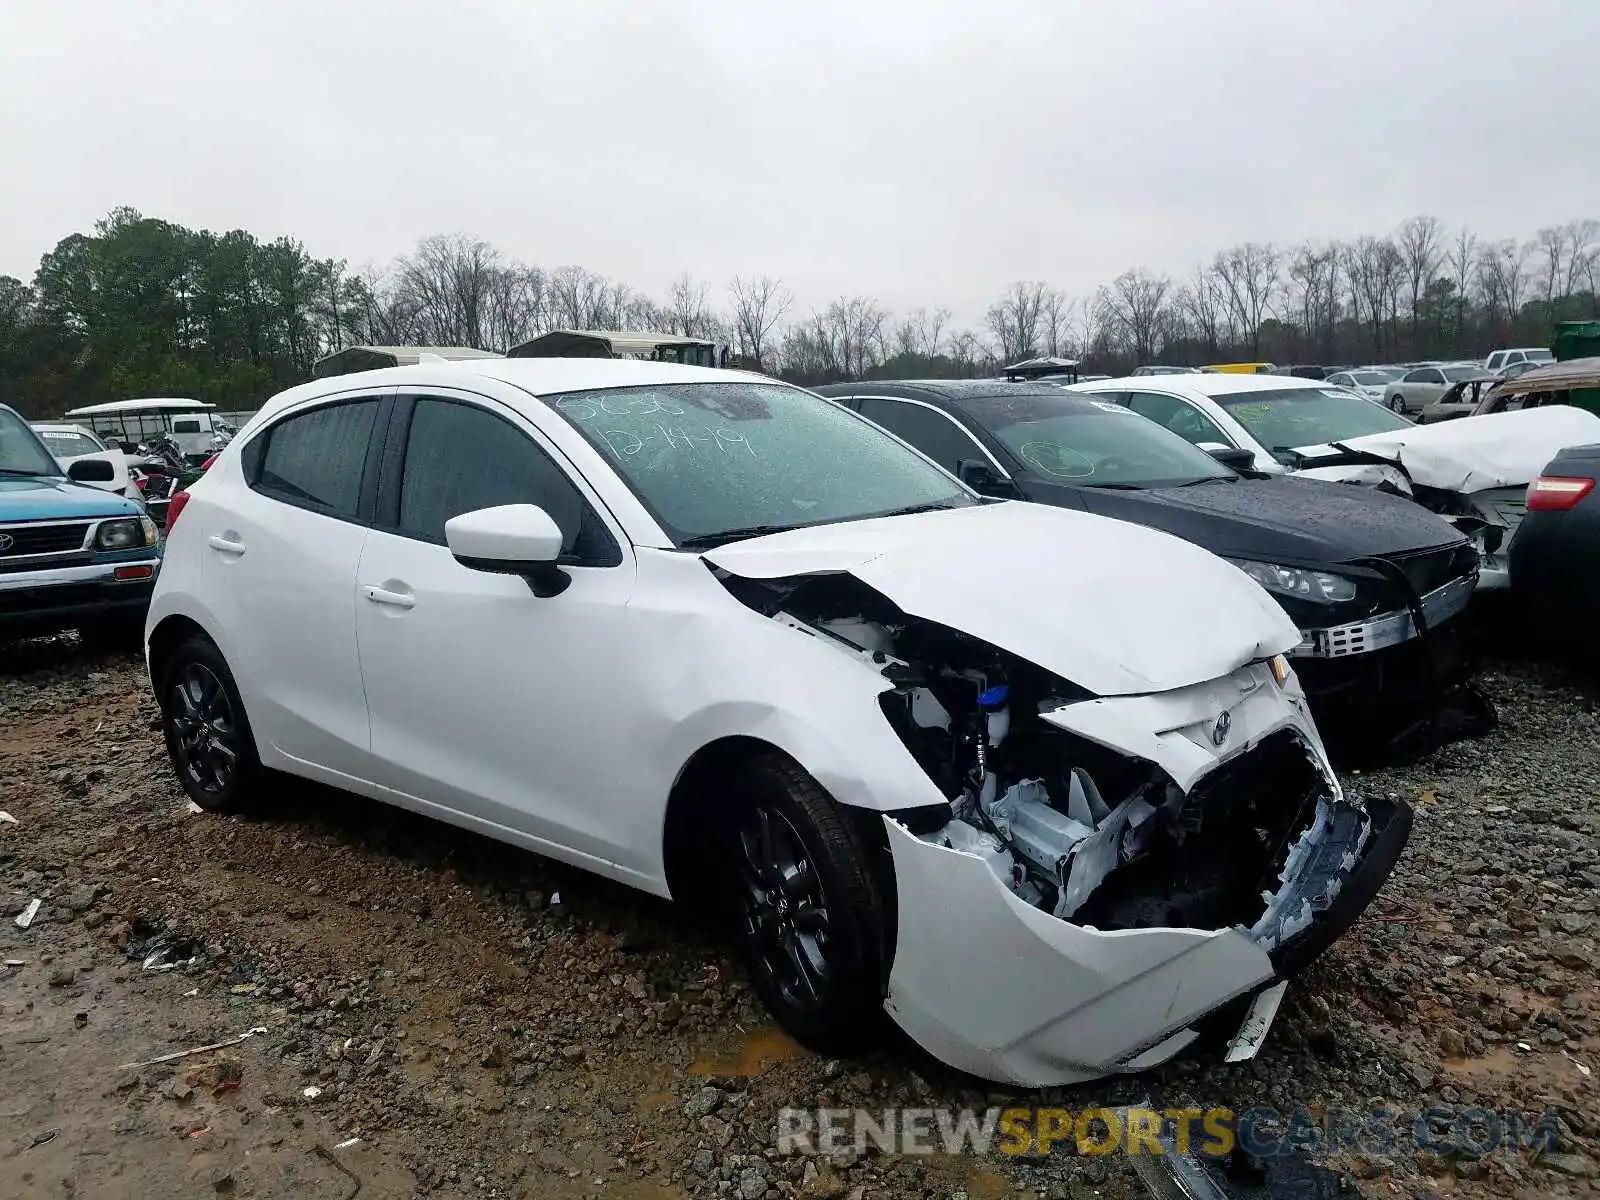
704,501 -> 1301,697
1291,406 -> 1600,493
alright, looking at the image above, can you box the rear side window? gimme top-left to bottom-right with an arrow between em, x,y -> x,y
393,398 -> 620,566
855,398 -> 982,474
249,400 -> 380,520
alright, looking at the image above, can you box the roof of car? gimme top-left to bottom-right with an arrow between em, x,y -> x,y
1488,356 -> 1600,396
1073,373 -> 1332,398
64,397 -> 215,416
816,379 -> 1066,404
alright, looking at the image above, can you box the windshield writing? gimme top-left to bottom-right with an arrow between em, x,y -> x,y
546,382 -> 973,545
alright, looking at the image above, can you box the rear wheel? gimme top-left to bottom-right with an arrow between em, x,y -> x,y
1388,394 -> 1406,413
722,755 -> 889,1053
160,635 -> 262,812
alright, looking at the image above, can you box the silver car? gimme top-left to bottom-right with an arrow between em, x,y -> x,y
1382,364 -> 1493,414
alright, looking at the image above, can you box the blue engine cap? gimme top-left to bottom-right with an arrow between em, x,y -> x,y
977,683 -> 1010,710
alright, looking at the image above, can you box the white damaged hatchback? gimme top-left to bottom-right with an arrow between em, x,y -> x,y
145,359 -> 1411,1086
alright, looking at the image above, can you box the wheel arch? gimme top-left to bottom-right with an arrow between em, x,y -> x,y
147,612 -> 213,693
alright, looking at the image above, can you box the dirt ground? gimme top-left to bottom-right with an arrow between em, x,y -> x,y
0,635 -> 1595,1199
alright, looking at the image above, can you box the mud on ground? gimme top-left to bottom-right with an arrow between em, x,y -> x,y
0,637 -> 1595,1199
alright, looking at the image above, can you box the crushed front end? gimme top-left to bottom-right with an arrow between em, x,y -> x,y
875,657 -> 1409,1086
718,565 -> 1411,1087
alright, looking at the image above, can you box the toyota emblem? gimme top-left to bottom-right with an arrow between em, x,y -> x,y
0,532 -> 14,553
1210,709 -> 1232,747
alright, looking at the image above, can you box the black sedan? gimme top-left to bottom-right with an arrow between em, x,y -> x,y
1510,443 -> 1600,654
813,380 -> 1490,758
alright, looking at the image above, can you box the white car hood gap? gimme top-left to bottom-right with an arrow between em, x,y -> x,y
704,501 -> 1299,698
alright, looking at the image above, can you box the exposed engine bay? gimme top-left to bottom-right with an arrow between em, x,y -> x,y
719,568 -> 1362,947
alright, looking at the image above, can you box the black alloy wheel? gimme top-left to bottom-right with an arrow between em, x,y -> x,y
736,804 -> 833,1012
168,662 -> 241,796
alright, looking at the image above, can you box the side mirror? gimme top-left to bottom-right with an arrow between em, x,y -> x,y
67,456 -> 117,484
957,459 -> 1008,495
445,504 -> 570,598
1198,443 -> 1257,472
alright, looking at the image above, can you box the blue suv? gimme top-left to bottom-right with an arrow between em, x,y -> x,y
1,402 -> 162,647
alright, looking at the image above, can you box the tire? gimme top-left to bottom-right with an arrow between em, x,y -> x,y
1388,394 -> 1406,413
159,635 -> 263,812
721,753 -> 889,1054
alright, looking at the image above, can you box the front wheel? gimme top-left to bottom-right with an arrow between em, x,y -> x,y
160,635 -> 262,812
723,755 -> 889,1053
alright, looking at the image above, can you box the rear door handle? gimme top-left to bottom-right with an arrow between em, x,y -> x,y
362,585 -> 416,610
207,535 -> 246,555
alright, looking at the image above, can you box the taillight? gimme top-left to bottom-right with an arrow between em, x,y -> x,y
164,490 -> 192,529
201,454 -> 218,471
1526,474 -> 1596,512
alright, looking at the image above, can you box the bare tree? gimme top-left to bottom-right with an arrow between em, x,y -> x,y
817,296 -> 888,380
985,281 -> 1051,361
946,329 -> 984,376
1561,219 -> 1600,303
1285,242 -> 1341,360
1444,226 -> 1479,351
1211,243 -> 1281,357
666,271 -> 716,338
1096,269 -> 1172,365
1039,289 -> 1071,357
1177,265 -> 1222,355
727,274 -> 791,369
1344,235 -> 1404,354
1476,239 -> 1529,333
1394,216 -> 1442,351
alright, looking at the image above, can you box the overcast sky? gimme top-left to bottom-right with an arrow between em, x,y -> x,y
4,0 -> 1596,323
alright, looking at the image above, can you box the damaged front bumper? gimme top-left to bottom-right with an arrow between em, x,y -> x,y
879,665 -> 1411,1088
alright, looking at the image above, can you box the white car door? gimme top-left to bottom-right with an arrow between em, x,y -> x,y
352,390 -> 642,872
198,393 -> 389,780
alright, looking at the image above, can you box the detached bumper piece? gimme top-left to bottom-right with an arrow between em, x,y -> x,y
1288,574 -> 1472,660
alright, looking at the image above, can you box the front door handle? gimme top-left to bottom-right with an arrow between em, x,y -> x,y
362,585 -> 416,610
207,535 -> 246,555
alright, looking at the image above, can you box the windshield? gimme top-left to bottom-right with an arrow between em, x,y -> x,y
1214,386 -> 1411,461
544,381 -> 974,546
0,409 -> 64,477
966,394 -> 1232,487
1443,365 -> 1488,382
35,429 -> 104,458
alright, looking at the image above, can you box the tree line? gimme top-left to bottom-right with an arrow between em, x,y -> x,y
2,206 -> 1597,417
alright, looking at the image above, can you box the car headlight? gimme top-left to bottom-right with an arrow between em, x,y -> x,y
96,516 -> 159,551
1228,558 -> 1359,603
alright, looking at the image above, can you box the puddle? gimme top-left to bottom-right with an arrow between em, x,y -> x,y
687,1025 -> 807,1077
961,1165 -> 1012,1199
636,1090 -> 675,1114
1444,1047 -> 1521,1079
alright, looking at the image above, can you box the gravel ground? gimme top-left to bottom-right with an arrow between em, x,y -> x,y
0,632 -> 1595,1200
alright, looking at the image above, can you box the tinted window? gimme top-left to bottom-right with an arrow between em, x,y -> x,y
1126,391 -> 1230,445
966,393 -> 1232,487
172,418 -> 202,433
544,381 -> 972,548
396,398 -> 618,565
252,400 -> 379,519
855,398 -> 983,473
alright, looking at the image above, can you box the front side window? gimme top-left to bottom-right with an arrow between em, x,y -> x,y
394,398 -> 618,565
1126,391 -> 1231,446
967,394 -> 1233,487
250,399 -> 379,520
544,381 -> 974,547
0,409 -> 62,477
1214,387 -> 1412,462
855,398 -> 985,474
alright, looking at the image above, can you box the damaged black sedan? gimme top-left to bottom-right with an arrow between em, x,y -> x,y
815,381 -> 1491,757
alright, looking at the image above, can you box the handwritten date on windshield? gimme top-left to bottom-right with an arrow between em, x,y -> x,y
599,424 -> 759,458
